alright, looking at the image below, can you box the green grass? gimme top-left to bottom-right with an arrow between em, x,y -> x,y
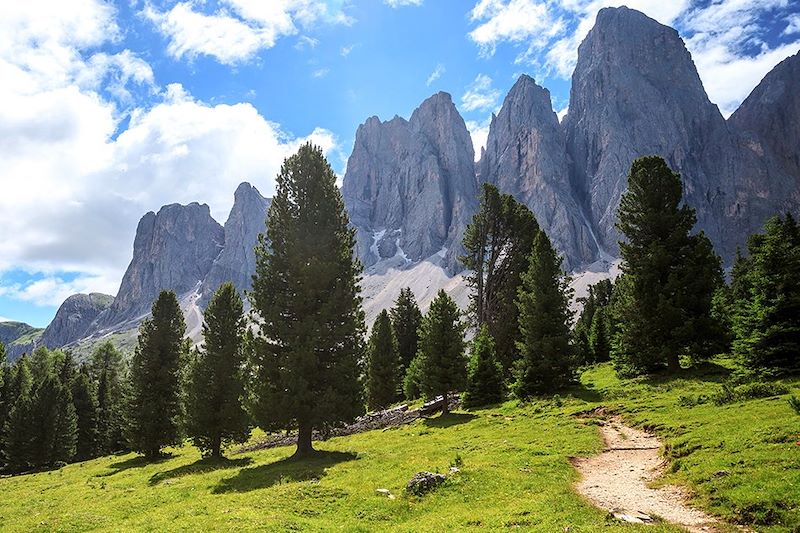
0,358 -> 796,532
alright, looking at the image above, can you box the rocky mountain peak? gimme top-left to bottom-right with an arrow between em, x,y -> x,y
40,293 -> 114,349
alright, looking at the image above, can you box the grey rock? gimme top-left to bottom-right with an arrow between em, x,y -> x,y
343,92 -> 478,273
478,74 -> 597,269
40,293 -> 114,349
564,6 -> 734,258
97,202 -> 224,329
406,471 -> 447,496
0,321 -> 43,361
201,182 -> 270,305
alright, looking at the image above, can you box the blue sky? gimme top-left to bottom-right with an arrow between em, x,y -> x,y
1,0 -> 799,327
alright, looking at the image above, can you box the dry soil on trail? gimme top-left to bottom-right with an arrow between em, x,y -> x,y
572,416 -> 725,532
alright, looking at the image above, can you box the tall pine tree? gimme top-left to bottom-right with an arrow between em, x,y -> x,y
2,355 -> 33,471
71,366 -> 99,461
0,343 -> 8,466
415,290 -> 466,413
461,183 -> 539,374
514,232 -> 575,397
389,288 -> 422,376
249,143 -> 364,457
186,282 -> 250,458
463,326 -> 505,409
28,372 -> 77,467
614,156 -> 724,375
92,342 -> 127,454
128,290 -> 187,459
366,310 -> 399,411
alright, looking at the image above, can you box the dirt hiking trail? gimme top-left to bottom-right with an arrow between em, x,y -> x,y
572,416 -> 729,532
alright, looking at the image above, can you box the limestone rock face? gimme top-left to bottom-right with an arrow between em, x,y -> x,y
343,92 -> 478,272
478,74 -> 597,268
40,293 -> 114,348
564,6 -> 734,257
98,202 -> 224,328
201,182 -> 270,305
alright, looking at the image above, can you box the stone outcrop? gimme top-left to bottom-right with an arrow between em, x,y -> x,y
40,293 -> 114,348
201,182 -> 270,305
342,92 -> 478,272
478,74 -> 597,268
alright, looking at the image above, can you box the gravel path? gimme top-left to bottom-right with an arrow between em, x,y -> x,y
572,417 -> 724,532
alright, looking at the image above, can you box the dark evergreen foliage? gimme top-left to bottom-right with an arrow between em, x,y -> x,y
366,310 -> 399,411
127,290 -> 187,459
732,214 -> 800,374
389,287 -> 422,375
514,231 -> 575,396
414,289 -> 466,413
463,326 -> 505,409
186,282 -> 250,458
71,366 -> 99,461
461,183 -> 539,374
91,342 -> 128,454
613,156 -> 725,376
2,355 -> 33,471
28,372 -> 77,467
249,143 -> 365,456
574,279 -> 614,364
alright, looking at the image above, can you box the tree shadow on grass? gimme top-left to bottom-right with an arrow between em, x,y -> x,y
212,450 -> 358,494
422,412 -> 478,429
149,457 -> 253,485
97,453 -> 176,477
642,360 -> 733,386
564,382 -> 604,403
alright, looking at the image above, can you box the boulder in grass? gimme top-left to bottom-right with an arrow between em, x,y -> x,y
406,471 -> 447,496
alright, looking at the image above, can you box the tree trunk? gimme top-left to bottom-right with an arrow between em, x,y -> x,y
442,391 -> 449,414
294,420 -> 314,457
211,435 -> 222,459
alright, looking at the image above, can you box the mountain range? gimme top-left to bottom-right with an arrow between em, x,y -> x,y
3,6 -> 798,360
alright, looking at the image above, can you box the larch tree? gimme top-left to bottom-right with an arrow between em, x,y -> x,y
249,143 -> 365,457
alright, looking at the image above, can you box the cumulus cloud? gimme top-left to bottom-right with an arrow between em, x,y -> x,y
465,117 -> 492,161
144,0 -> 354,65
461,74 -> 501,112
426,63 -> 445,86
0,0 -> 338,312
467,0 -> 800,117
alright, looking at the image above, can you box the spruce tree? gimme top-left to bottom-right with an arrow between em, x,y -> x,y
2,355 -> 33,471
389,288 -> 422,375
92,342 -> 127,454
514,232 -> 575,397
415,289 -> 467,413
463,326 -> 505,409
0,343 -> 8,465
127,290 -> 187,459
28,373 -> 77,467
186,282 -> 250,458
366,310 -> 399,411
614,156 -> 724,375
249,143 -> 364,457
589,307 -> 611,363
71,366 -> 99,461
461,183 -> 539,374
733,214 -> 800,373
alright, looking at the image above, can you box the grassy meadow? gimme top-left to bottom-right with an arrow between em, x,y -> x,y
0,358 -> 797,532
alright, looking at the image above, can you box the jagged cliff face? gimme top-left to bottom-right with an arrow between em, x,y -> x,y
478,74 -> 598,269
40,293 -> 113,349
98,202 -> 224,329
565,6 -> 734,258
343,92 -> 478,272
201,182 -> 270,305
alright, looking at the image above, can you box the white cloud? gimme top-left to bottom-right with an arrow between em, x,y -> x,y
312,68 -> 330,78
426,63 -> 445,86
295,35 -> 320,50
0,1 -> 340,312
557,106 -> 569,122
461,74 -> 501,112
341,44 -> 356,57
469,0 -> 565,58
465,117 -> 492,161
784,14 -> 800,36
144,0 -> 354,65
385,0 -> 424,7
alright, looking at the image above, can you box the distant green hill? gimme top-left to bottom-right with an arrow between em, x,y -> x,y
0,321 -> 43,359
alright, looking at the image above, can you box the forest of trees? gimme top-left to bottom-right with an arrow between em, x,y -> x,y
0,151 -> 796,474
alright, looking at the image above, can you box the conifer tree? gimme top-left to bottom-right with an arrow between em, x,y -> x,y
366,310 -> 399,411
733,214 -> 800,373
127,290 -> 187,459
589,307 -> 611,363
614,156 -> 724,375
462,183 -> 539,373
71,366 -> 99,461
0,343 -> 8,464
249,144 -> 364,457
389,288 -> 422,375
92,342 -> 127,454
2,355 -> 33,471
415,290 -> 466,413
28,373 -> 77,467
186,282 -> 250,458
463,326 -> 505,409
514,232 -> 575,397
